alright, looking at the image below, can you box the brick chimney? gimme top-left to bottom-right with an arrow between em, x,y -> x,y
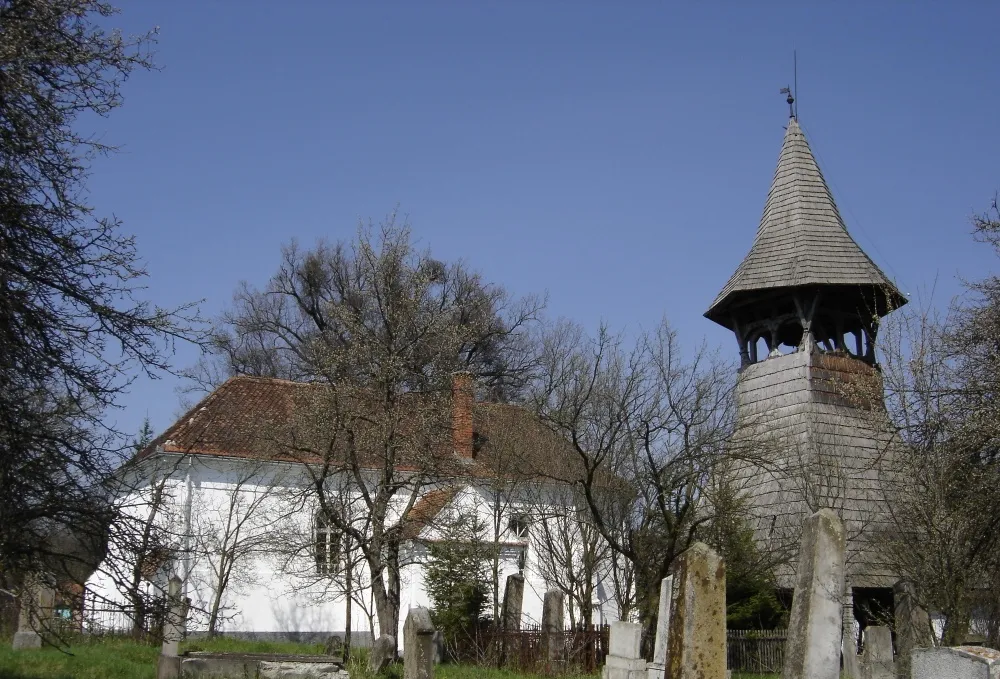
451,371 -> 474,459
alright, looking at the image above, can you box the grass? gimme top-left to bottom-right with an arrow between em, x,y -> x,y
0,635 -> 324,679
0,636 -> 782,679
0,637 -> 158,679
181,635 -> 325,655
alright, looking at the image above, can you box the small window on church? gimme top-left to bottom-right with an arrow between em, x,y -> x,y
508,515 -> 530,539
315,512 -> 342,576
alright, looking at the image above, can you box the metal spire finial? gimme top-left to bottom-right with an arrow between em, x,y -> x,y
781,87 -> 795,119
779,51 -> 799,120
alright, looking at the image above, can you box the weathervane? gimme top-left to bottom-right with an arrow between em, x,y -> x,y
780,51 -> 799,120
780,87 -> 795,119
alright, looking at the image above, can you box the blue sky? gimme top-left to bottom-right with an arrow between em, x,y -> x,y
87,2 -> 1000,438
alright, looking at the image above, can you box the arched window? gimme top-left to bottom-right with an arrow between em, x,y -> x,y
315,512 -> 342,576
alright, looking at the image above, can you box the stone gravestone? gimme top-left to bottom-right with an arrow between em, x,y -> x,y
369,635 -> 396,675
860,626 -> 893,679
842,590 -> 861,679
665,542 -> 726,679
403,608 -> 435,679
323,635 -> 344,658
646,575 -> 673,679
156,575 -> 190,679
542,589 -> 564,667
12,576 -> 53,650
602,621 -> 646,679
912,646 -> 1000,679
781,508 -> 846,679
501,573 -> 525,630
893,580 -> 933,679
432,630 -> 443,665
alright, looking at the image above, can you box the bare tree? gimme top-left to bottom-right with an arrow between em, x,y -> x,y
843,195 -> 1000,645
200,217 -> 544,651
528,486 -> 611,628
530,319 -> 767,637
851,292 -> 1000,646
95,453 -> 188,638
0,0 -> 200,576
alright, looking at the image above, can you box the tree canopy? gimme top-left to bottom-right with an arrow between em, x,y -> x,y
0,0 -> 197,577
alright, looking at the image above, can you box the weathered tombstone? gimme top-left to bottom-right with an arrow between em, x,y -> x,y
860,625 -> 893,679
369,634 -> 396,675
12,576 -> 51,650
843,589 -> 861,679
431,630 -> 443,665
542,589 -> 565,665
893,580 -> 933,679
781,508 -> 846,679
323,634 -> 344,658
156,575 -> 190,679
602,621 -> 646,679
501,573 -> 525,630
403,608 -> 435,679
912,646 -> 1000,679
646,575 -> 673,679
665,542 -> 726,679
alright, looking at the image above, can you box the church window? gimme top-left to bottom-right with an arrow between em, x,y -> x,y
315,512 -> 342,576
508,515 -> 530,539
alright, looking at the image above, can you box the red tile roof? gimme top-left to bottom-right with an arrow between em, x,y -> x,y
141,376 -> 585,482
399,486 -> 462,541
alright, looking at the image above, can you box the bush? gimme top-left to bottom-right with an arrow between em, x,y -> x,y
424,512 -> 492,659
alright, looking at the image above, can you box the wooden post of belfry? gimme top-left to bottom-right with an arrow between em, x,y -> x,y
156,575 -> 188,679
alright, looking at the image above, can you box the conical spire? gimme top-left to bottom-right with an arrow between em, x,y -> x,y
705,119 -> 905,326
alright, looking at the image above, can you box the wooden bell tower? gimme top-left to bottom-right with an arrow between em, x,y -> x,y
705,118 -> 906,611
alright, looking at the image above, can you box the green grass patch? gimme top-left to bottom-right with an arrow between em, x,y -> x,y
0,637 -> 158,679
180,635 -> 325,655
0,635 -> 326,679
0,636 -> 784,679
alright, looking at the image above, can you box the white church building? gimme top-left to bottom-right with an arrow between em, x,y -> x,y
85,373 -> 622,643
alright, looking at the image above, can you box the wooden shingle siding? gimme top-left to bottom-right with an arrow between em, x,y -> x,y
732,349 -> 899,588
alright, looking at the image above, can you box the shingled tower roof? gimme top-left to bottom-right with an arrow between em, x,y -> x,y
705,119 -> 905,326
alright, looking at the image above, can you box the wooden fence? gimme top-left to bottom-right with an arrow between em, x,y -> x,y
726,629 -> 786,673
459,624 -> 610,675
461,625 -> 786,674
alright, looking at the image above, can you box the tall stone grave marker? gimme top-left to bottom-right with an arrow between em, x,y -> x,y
403,608 -> 435,679
665,542 -> 726,679
502,574 -> 525,630
602,622 -> 646,679
893,580 -> 933,679
842,590 -> 861,679
860,626 -> 893,679
542,589 -> 564,668
781,508 -> 846,679
12,575 -> 53,650
156,575 -> 190,679
369,635 -> 396,674
646,575 -> 673,679
912,646 -> 1000,679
